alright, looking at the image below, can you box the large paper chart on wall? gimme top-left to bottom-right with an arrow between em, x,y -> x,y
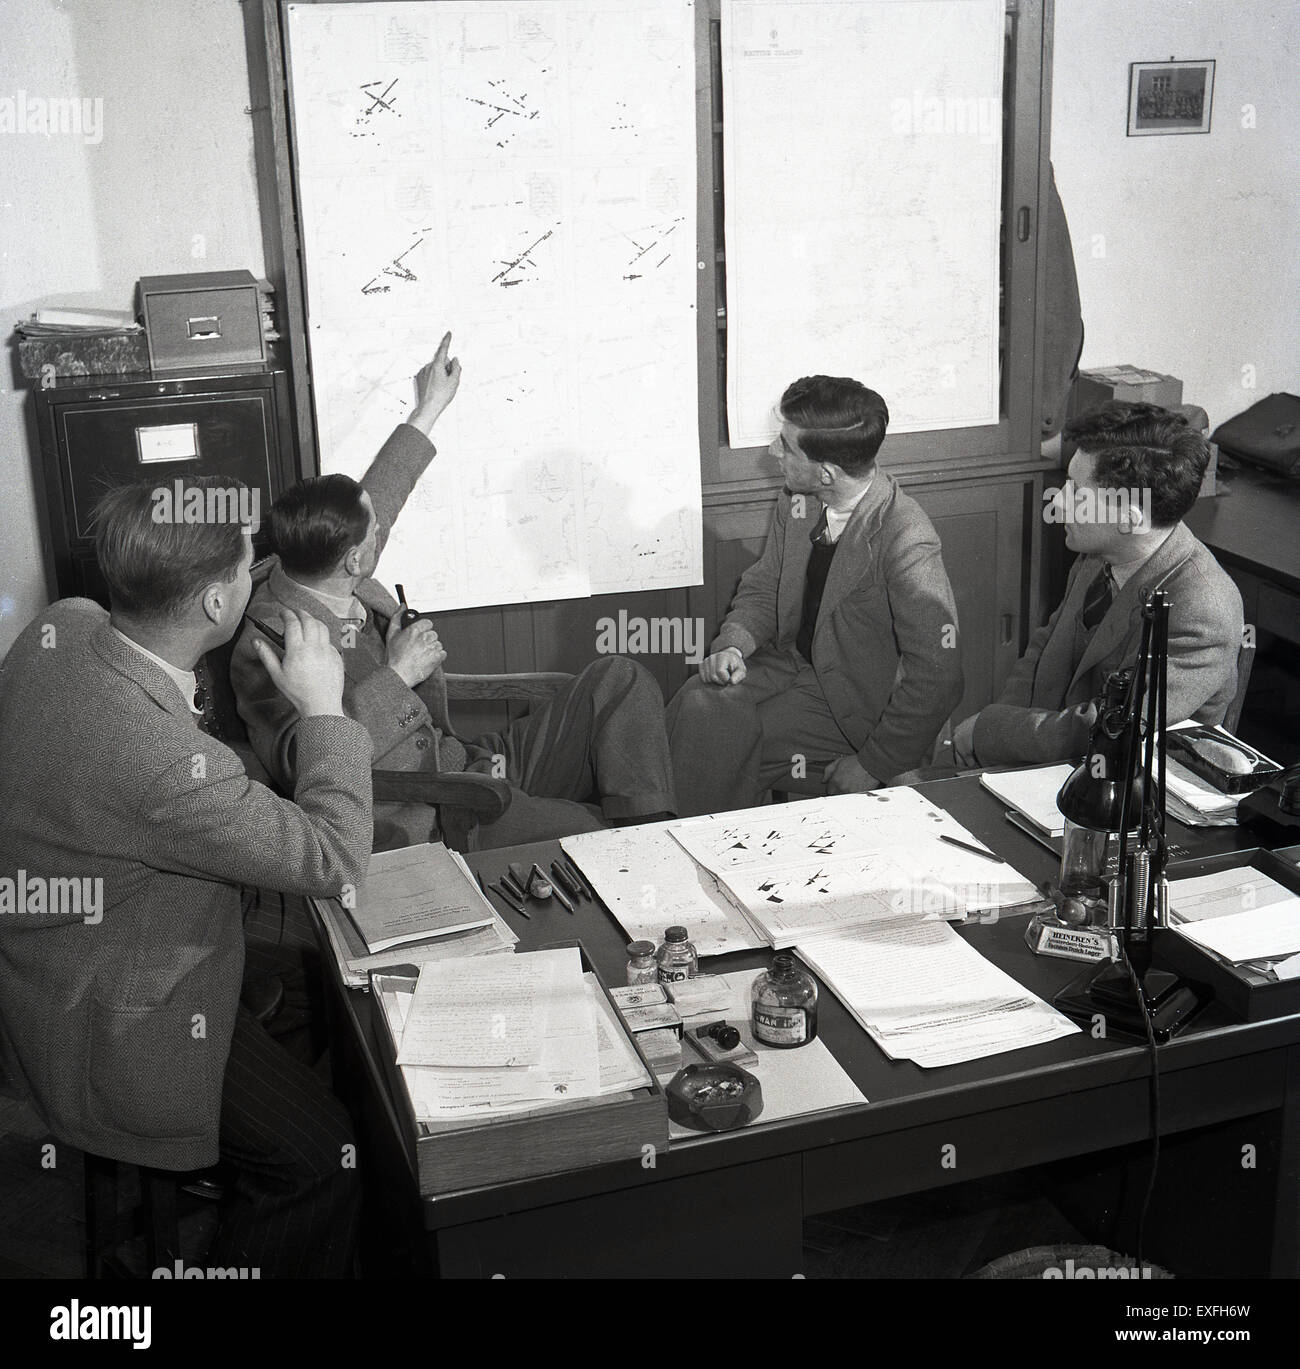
721,0 -> 1003,447
285,1 -> 701,609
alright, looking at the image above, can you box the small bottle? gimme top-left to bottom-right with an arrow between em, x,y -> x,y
626,940 -> 658,985
751,952 -> 818,1048
655,926 -> 698,983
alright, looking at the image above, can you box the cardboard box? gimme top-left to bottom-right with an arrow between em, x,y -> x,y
1074,366 -> 1183,413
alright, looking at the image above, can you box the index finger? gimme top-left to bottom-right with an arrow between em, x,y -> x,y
434,330 -> 452,368
280,607 -> 306,646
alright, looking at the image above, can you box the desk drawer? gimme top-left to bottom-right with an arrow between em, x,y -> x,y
1258,582 -> 1300,646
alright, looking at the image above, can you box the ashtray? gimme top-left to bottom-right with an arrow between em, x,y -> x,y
665,1062 -> 763,1132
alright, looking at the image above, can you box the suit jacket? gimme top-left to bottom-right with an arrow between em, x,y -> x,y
0,601 -> 373,1170
973,522 -> 1243,766
231,424 -> 464,790
713,473 -> 964,779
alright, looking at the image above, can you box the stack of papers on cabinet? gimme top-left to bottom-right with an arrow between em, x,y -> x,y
796,919 -> 1079,1068
667,789 -> 1042,946
1163,759 -> 1241,827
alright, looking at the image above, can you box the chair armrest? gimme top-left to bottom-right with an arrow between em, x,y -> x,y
443,671 -> 574,701
371,769 -> 513,823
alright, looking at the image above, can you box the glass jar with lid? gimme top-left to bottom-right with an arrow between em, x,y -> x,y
751,952 -> 818,1047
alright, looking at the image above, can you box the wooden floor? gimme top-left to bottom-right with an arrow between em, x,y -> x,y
0,1091 -> 1087,1280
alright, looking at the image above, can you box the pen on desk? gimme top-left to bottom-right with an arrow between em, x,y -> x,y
550,861 -> 582,901
501,871 -> 528,902
572,863 -> 596,902
551,880 -> 576,914
555,854 -> 591,898
492,881 -> 530,918
938,833 -> 1002,863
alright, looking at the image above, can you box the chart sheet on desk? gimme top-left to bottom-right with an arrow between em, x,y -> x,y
721,0 -> 1003,446
285,1 -> 701,609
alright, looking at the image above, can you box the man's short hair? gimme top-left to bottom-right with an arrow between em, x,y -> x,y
92,476 -> 250,619
269,475 -> 371,579
779,376 -> 889,476
1064,401 -> 1208,528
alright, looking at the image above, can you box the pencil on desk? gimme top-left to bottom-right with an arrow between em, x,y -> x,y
938,833 -> 1002,863
551,881 -> 576,914
492,881 -> 531,918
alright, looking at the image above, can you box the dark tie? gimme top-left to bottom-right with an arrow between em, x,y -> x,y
809,507 -> 833,546
1081,563 -> 1115,632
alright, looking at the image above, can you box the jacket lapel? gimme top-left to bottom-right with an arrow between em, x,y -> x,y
90,623 -> 198,722
778,494 -> 816,640
1069,523 -> 1197,688
815,472 -> 894,629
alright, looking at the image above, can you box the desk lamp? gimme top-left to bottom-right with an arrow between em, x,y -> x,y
1025,669 -> 1141,963
1052,591 -> 1204,1041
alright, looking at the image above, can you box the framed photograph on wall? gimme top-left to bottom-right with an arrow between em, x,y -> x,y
1128,59 -> 1215,136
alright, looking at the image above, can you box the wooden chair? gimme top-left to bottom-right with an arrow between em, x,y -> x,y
202,569 -> 573,850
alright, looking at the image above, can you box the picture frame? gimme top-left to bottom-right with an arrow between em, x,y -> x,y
1127,59 -> 1215,136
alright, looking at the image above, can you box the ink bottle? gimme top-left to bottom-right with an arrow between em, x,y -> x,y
751,952 -> 818,1048
655,926 -> 698,983
626,940 -> 658,985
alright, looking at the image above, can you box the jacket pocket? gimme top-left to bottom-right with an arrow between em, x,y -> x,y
86,998 -> 215,1140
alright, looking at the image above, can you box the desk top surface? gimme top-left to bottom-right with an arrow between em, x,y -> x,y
1184,464 -> 1300,592
347,779 -> 1300,1222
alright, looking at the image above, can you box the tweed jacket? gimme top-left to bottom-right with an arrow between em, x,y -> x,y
231,424 -> 461,789
0,601 -> 373,1169
972,522 -> 1243,766
712,472 -> 965,779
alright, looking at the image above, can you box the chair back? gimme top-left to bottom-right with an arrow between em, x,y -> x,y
1222,639 -> 1255,734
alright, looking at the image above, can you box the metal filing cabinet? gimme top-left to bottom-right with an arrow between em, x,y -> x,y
29,361 -> 295,607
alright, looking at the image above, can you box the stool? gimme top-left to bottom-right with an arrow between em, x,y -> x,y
83,1151 -> 183,1279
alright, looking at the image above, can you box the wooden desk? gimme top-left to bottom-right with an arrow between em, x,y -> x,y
329,779 -> 1300,1279
1185,464 -> 1300,599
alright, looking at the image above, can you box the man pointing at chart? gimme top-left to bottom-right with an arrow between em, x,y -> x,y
231,331 -> 677,849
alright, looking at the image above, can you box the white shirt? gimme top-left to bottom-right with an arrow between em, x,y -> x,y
822,478 -> 873,543
112,628 -> 202,716
283,574 -> 366,625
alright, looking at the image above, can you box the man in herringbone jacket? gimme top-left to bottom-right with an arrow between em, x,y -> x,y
0,476 -> 373,1276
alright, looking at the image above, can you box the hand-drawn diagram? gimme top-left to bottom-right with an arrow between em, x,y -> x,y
286,1 -> 701,611
722,0 -> 1003,443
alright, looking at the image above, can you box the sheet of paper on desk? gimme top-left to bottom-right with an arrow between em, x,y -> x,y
397,948 -> 573,1067
350,843 -> 494,953
797,919 -> 1079,1068
669,790 -> 1039,939
402,969 -> 604,1117
561,822 -> 768,956
717,849 -> 964,948
1169,869 -> 1300,963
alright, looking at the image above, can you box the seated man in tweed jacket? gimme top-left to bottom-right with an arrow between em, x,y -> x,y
666,375 -> 964,815
231,333 -> 676,849
953,401 -> 1243,768
0,479 -> 373,1276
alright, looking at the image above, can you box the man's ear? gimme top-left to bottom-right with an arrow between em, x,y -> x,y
201,581 -> 228,627
343,544 -> 364,577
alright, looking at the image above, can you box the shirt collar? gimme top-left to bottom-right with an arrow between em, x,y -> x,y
282,573 -> 366,623
822,477 -> 873,542
111,627 -> 202,715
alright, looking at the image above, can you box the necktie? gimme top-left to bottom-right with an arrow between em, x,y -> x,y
809,507 -> 833,546
1081,563 -> 1114,632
